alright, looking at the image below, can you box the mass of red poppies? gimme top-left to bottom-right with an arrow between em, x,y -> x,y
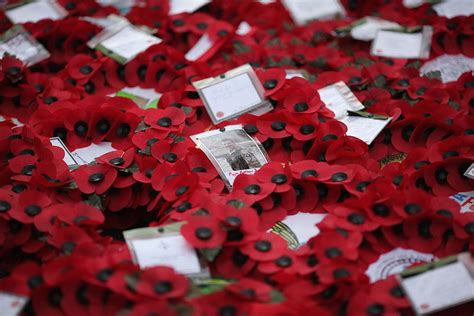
0,0 -> 473,315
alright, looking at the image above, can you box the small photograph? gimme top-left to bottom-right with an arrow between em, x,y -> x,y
192,126 -> 269,187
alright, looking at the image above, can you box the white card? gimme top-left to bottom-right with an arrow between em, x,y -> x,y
350,17 -> 401,41
282,0 -> 345,25
371,27 -> 432,59
50,137 -> 79,167
433,0 -> 474,19
420,54 -> 474,83
450,191 -> 474,213
340,115 -> 391,145
401,261 -> 474,314
365,248 -> 435,283
185,34 -> 214,62
195,68 -> 265,123
402,0 -> 427,8
280,213 -> 326,245
81,15 -> 124,28
100,25 -> 162,61
0,292 -> 28,316
464,164 -> 474,179
6,1 -> 66,24
317,81 -> 365,119
71,142 -> 115,165
131,235 -> 201,274
169,0 -> 210,15
0,34 -> 37,61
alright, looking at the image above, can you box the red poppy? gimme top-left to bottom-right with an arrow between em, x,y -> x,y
71,164 -> 118,195
181,215 -> 227,248
240,232 -> 287,261
225,278 -> 273,303
9,190 -> 51,225
135,266 -> 188,299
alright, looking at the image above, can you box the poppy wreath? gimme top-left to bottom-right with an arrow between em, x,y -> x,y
0,1 -> 473,315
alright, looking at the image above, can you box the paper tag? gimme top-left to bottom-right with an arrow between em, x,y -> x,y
340,115 -> 391,145
318,81 -> 365,119
350,17 -> 401,41
371,26 -> 432,59
131,235 -> 202,274
433,0 -> 474,18
185,34 -> 214,62
193,64 -> 268,124
0,292 -> 28,316
99,25 -> 162,62
50,137 -> 79,167
0,25 -> 50,66
169,0 -> 210,15
450,191 -> 474,213
5,1 -> 66,24
282,0 -> 345,25
71,142 -> 115,165
420,54 -> 474,83
464,164 -> 474,179
116,86 -> 161,109
272,213 -> 326,248
366,248 -> 435,283
191,125 -> 269,188
401,260 -> 474,314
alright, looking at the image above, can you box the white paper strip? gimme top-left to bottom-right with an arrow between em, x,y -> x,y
280,213 -> 326,245
317,81 -> 365,119
340,115 -> 391,145
350,17 -> 401,41
50,137 -> 79,167
366,248 -> 435,283
185,34 -> 214,62
169,0 -> 210,15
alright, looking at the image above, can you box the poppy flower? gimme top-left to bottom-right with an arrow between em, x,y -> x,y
255,162 -> 292,193
240,232 -> 287,261
135,266 -> 188,299
232,174 -> 276,202
192,290 -> 250,316
144,107 -> 186,132
129,301 -> 177,316
213,246 -> 256,278
181,215 -> 227,248
347,291 -> 399,316
9,190 -> 51,225
71,164 -> 118,195
256,68 -> 286,97
226,278 -> 273,303
66,54 -> 103,85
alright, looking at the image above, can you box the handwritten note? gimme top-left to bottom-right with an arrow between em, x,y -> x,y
365,248 -> 435,283
200,72 -> 262,121
0,292 -> 28,316
131,235 -> 201,274
318,82 -> 364,119
401,261 -> 474,314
